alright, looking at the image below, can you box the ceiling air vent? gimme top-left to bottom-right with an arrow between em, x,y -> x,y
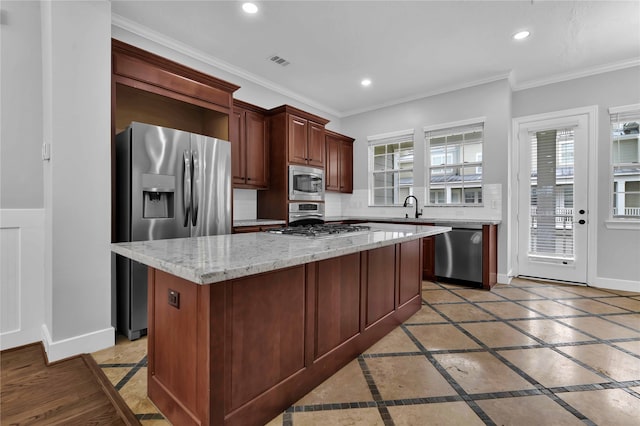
268,55 -> 291,67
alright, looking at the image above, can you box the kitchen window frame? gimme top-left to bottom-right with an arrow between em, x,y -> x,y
423,117 -> 486,207
367,129 -> 415,207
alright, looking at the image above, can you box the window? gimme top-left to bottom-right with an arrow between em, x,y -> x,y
368,129 -> 414,206
425,120 -> 484,205
610,105 -> 640,219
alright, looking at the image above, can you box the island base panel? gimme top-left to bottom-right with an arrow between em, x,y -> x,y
147,242 -> 422,426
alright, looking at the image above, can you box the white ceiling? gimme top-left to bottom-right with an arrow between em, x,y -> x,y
111,1 -> 640,118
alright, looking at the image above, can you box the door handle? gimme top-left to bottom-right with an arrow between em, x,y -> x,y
192,150 -> 200,227
183,150 -> 192,227
577,219 -> 586,225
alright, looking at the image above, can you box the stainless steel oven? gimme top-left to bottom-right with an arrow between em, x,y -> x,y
289,165 -> 324,201
289,202 -> 325,225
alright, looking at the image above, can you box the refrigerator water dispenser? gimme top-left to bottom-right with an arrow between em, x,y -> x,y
142,173 -> 175,219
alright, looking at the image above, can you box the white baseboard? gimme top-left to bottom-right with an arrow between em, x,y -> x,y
590,276 -> 639,293
41,324 -> 115,362
497,274 -> 512,285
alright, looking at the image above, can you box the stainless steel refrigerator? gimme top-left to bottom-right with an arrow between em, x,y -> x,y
115,122 -> 231,340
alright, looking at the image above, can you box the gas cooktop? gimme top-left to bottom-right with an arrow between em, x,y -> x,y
266,223 -> 371,238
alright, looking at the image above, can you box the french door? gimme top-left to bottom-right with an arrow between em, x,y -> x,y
517,113 -> 590,283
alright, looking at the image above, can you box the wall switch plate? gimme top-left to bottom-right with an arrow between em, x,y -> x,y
42,143 -> 51,161
168,289 -> 180,309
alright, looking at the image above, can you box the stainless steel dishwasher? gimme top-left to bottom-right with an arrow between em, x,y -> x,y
434,224 -> 483,286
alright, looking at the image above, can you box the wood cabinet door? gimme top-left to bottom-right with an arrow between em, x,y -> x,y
287,114 -> 308,165
228,266 -> 306,411
339,141 -> 353,193
365,245 -> 396,326
229,109 -> 245,185
245,110 -> 268,188
399,239 -> 421,306
314,253 -> 361,359
422,236 -> 435,281
325,135 -> 340,191
307,121 -> 325,167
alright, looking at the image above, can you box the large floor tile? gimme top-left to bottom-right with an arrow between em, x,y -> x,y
117,367 -> 162,416
558,389 -> 640,426
365,356 -> 456,400
433,303 -> 496,322
403,305 -> 446,324
558,316 -> 640,339
597,296 -> 640,311
450,289 -> 506,302
476,301 -> 542,319
92,335 -> 147,364
614,340 -> 640,356
290,407 -> 384,426
100,367 -> 130,387
558,285 -> 618,298
498,348 -> 604,387
559,298 -> 630,314
488,287 -> 544,300
387,401 -> 485,426
557,344 -> 640,382
434,352 -> 536,394
477,395 -> 584,426
509,319 -> 594,344
408,324 -> 481,351
460,322 -> 538,348
422,289 -> 466,304
520,300 -> 588,317
294,359 -> 373,406
526,286 -> 580,299
605,313 -> 640,330
365,327 -> 419,354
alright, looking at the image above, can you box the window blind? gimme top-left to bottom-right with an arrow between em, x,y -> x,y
528,128 -> 575,260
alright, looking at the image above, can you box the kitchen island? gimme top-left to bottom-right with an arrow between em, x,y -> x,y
111,223 -> 450,426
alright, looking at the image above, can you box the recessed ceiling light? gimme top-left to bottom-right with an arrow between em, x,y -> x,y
361,78 -> 372,87
513,30 -> 530,40
242,2 -> 258,14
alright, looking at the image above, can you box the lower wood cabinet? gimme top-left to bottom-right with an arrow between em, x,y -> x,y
146,241 -> 422,426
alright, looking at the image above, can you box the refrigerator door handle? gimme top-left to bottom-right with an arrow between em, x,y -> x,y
183,150 -> 192,227
192,150 -> 200,227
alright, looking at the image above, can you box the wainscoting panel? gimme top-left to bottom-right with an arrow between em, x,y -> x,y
0,209 -> 45,350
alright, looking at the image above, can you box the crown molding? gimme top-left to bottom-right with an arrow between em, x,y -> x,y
341,73 -> 511,118
513,58 -> 640,92
111,13 -> 342,118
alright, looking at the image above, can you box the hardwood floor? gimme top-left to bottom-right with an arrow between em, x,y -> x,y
1,342 -> 139,425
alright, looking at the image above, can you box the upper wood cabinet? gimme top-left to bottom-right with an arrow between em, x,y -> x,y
269,106 -> 328,168
325,130 -> 354,193
230,100 -> 269,189
111,39 -> 239,139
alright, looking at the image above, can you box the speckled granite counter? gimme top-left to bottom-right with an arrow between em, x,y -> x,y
324,216 -> 501,225
111,223 -> 450,285
233,219 -> 286,227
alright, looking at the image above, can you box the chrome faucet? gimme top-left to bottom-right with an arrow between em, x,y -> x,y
403,195 -> 422,219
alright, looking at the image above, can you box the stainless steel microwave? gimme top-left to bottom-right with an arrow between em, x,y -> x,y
289,165 -> 324,201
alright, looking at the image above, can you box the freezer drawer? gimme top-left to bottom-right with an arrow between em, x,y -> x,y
435,228 -> 483,284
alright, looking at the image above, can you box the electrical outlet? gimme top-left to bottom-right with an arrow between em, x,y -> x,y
168,289 -> 180,309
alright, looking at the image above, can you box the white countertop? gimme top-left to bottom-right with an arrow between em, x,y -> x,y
111,223 -> 450,285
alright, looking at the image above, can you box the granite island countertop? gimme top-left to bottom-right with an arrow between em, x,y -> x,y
111,223 -> 450,285
324,216 -> 501,225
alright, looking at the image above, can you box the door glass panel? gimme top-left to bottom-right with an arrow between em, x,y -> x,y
529,128 -> 575,261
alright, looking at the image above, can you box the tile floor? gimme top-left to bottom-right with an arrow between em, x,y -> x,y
91,278 -> 640,425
